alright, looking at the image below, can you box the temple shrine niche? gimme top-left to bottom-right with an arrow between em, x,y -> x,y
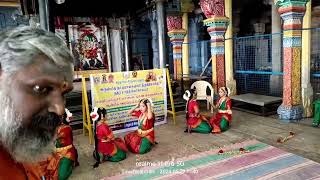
68,23 -> 109,71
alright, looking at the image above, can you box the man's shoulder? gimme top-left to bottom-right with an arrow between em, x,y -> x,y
0,147 -> 27,179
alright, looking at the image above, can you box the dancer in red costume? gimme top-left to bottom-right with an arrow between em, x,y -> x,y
91,107 -> 127,168
124,98 -> 156,154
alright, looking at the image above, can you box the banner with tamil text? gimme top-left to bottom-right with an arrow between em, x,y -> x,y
90,69 -> 167,133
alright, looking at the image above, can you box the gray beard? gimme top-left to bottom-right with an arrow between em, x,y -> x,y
0,91 -> 54,163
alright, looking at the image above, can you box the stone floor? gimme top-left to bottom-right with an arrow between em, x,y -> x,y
70,109 -> 320,180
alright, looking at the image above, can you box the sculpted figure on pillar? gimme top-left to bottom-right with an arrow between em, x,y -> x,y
199,0 -> 225,18
166,16 -> 183,31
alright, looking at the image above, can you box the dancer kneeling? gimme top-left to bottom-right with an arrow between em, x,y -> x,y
184,89 -> 212,133
91,107 -> 127,165
41,108 -> 79,180
209,87 -> 232,134
124,98 -> 155,154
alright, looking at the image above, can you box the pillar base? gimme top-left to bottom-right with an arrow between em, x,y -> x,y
182,78 -> 192,92
226,79 -> 237,96
277,104 -> 303,122
302,84 -> 313,117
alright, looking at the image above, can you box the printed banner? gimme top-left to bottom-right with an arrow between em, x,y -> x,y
90,69 -> 167,133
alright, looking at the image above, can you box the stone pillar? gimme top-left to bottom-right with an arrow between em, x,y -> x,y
270,1 -> 282,95
103,25 -> 112,72
189,16 -> 201,73
149,11 -> 160,69
108,18 -> 123,72
167,16 -> 186,80
301,1 -> 313,117
39,0 -> 54,32
122,18 -> 130,71
181,0 -> 194,91
200,0 -> 229,92
275,0 -> 309,121
155,0 -> 167,68
224,0 -> 237,96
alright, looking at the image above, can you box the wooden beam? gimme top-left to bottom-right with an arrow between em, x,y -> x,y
0,1 -> 20,7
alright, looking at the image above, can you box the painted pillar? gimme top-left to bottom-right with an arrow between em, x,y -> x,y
270,1 -> 282,95
167,16 -> 186,80
200,0 -> 229,92
182,13 -> 189,78
224,0 -> 237,96
275,0 -> 309,121
301,1 -> 313,117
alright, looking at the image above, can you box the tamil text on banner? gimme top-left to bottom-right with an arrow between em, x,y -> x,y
90,69 -> 167,134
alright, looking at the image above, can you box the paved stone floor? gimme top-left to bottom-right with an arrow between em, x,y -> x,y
70,109 -> 320,180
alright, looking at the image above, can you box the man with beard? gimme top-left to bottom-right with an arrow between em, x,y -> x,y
0,26 -> 74,179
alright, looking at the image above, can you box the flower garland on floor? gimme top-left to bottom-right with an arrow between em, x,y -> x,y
218,147 -> 250,156
277,132 -> 295,143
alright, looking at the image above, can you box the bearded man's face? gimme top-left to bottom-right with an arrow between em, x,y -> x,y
0,54 -> 73,163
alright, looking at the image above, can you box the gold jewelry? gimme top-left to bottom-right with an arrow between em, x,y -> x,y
55,144 -> 73,152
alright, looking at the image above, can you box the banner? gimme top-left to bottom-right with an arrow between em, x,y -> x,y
90,69 -> 167,133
